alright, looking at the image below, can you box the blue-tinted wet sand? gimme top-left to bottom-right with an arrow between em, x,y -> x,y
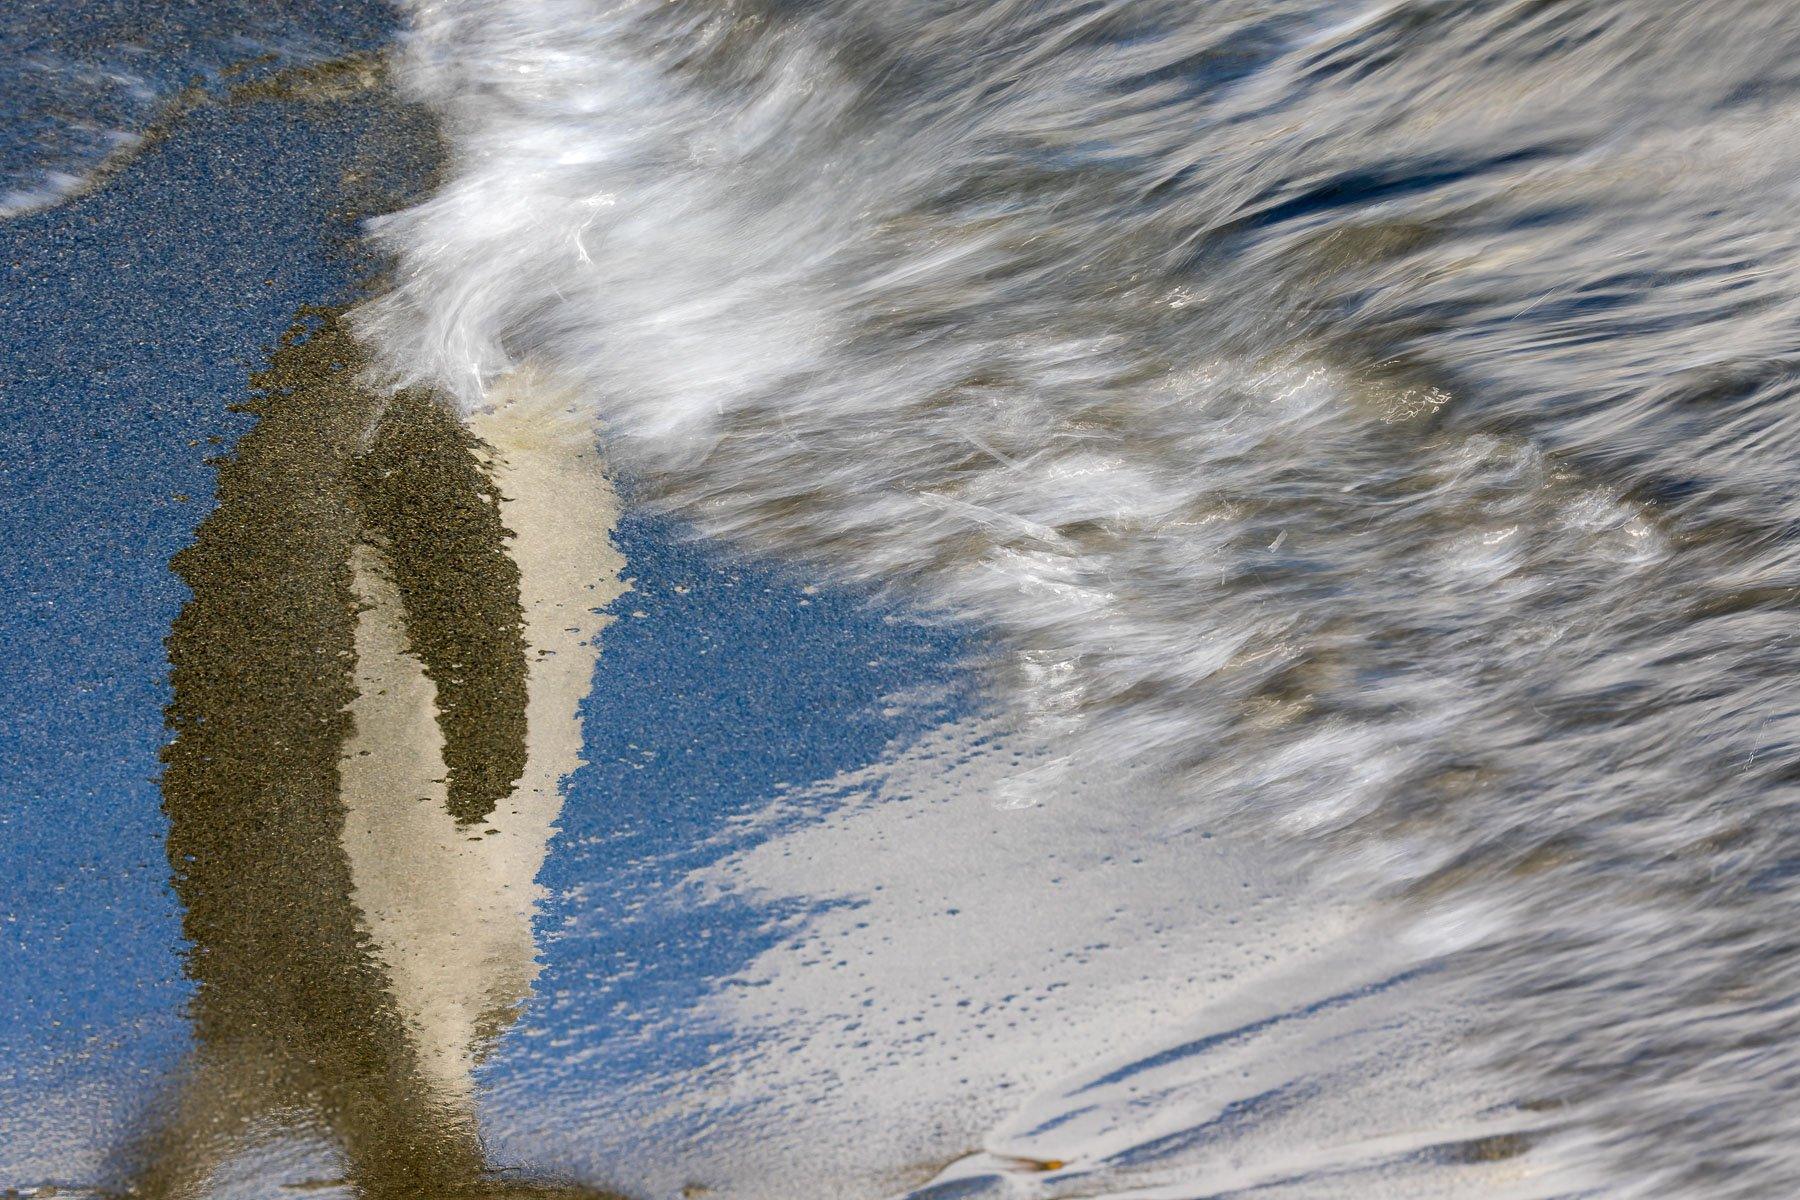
2,4 -> 422,1147
0,5 -> 974,1187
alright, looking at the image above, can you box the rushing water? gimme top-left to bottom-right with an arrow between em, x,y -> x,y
347,2 -> 1800,1197
8,1 -> 1800,1197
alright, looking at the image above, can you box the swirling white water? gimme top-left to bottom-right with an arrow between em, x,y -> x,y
352,2 -> 1800,1196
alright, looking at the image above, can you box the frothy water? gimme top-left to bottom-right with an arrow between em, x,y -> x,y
625,723 -> 1547,1200
354,1 -> 1800,1196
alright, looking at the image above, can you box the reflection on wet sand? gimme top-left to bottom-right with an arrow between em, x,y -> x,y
124,308 -> 626,1199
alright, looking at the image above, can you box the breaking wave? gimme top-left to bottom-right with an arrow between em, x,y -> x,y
357,1 -> 1800,1195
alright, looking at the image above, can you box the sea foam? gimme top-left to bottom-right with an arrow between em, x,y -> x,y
359,2 -> 1800,1195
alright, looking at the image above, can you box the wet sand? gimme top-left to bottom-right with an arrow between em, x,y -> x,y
0,11 -> 977,1193
1,7 -> 1545,1199
137,306 -> 629,1198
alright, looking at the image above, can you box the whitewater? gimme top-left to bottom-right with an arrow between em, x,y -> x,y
348,1 -> 1800,1197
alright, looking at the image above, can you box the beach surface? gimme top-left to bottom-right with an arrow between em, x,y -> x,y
3,4 -> 1574,1198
